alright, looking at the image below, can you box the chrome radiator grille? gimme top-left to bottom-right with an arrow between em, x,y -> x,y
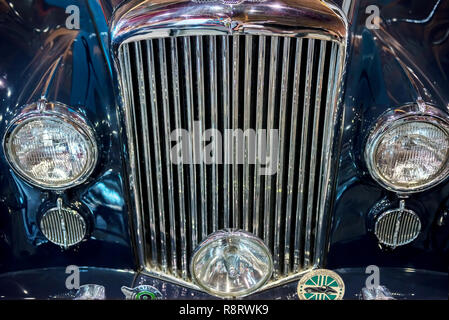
118,34 -> 343,285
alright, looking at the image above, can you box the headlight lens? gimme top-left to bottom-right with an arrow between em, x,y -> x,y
366,106 -> 449,193
191,230 -> 273,298
4,102 -> 97,189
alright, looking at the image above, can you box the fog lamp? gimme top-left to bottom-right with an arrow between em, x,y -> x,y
40,198 -> 87,248
365,105 -> 449,193
3,101 -> 97,189
191,229 -> 273,298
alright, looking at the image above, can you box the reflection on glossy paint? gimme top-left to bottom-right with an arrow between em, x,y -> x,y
390,0 -> 441,24
83,171 -> 124,211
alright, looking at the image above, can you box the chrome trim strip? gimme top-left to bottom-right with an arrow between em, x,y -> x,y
117,44 -> 146,269
304,40 -> 326,268
158,39 -> 178,273
232,36 -> 240,228
111,0 -> 347,45
209,36 -> 219,232
134,42 -> 158,266
263,36 -> 279,251
273,37 -> 291,278
294,38 -> 314,272
342,0 -> 354,17
222,35 -> 231,228
183,37 -> 199,249
243,35 -> 253,231
170,38 -> 188,279
195,36 -> 208,240
284,38 -> 303,274
146,39 -> 168,272
313,42 -> 340,266
253,35 -> 266,239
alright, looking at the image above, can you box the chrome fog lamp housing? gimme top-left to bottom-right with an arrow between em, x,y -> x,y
3,101 -> 97,189
365,104 -> 449,193
191,230 -> 273,298
40,198 -> 87,248
374,200 -> 421,248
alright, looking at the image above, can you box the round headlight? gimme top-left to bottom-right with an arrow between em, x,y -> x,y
3,101 -> 97,189
365,104 -> 449,193
191,230 -> 273,298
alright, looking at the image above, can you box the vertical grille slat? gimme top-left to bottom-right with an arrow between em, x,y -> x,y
263,36 -> 279,252
221,35 -> 231,228
195,36 -> 208,241
294,38 -> 315,272
146,39 -> 169,272
243,35 -> 253,231
182,37 -> 199,252
158,39 -> 178,274
304,40 -> 327,268
273,37 -> 291,278
133,42 -> 159,266
119,33 -> 343,287
313,42 -> 340,265
284,38 -> 303,274
209,36 -> 219,232
231,36 -> 240,228
253,35 -> 266,239
169,38 -> 188,279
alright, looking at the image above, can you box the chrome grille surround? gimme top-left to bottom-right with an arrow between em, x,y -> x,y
112,0 -> 348,292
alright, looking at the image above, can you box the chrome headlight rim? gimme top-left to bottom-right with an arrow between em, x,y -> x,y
190,229 -> 273,298
2,101 -> 98,190
365,104 -> 449,194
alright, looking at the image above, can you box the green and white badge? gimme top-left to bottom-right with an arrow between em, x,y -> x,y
297,269 -> 345,300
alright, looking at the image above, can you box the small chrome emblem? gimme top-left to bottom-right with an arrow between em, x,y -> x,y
297,269 -> 345,300
121,285 -> 163,300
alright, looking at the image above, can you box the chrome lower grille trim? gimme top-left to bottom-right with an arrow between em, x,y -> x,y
118,33 -> 345,289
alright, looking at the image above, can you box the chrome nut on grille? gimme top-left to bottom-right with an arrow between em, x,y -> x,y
40,198 -> 87,249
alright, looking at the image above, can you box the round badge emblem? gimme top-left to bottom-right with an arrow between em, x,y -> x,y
297,269 -> 345,300
121,285 -> 163,300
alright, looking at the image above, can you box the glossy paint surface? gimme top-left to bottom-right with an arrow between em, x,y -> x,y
133,267 -> 448,300
0,0 -> 136,274
0,267 -> 136,300
0,0 -> 447,299
327,0 -> 449,272
0,267 -> 445,299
